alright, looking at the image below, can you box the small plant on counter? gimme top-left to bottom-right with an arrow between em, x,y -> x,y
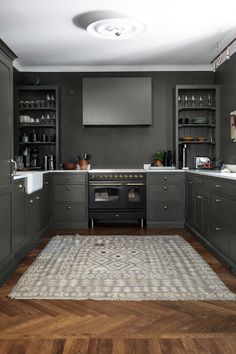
153,151 -> 164,166
77,153 -> 91,170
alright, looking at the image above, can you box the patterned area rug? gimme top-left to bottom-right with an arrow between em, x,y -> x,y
9,235 -> 236,301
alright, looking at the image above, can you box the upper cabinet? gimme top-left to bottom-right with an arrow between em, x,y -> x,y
175,85 -> 220,169
0,40 -> 17,186
15,86 -> 59,170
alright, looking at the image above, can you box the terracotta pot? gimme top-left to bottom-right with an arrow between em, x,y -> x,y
154,160 -> 163,167
79,159 -> 89,170
62,162 -> 77,170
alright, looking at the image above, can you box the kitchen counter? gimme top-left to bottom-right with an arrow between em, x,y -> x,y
187,170 -> 236,181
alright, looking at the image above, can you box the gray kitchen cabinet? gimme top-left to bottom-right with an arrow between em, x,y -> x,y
193,187 -> 210,236
0,41 -> 17,283
185,172 -> 236,274
147,172 -> 184,228
27,191 -> 42,240
0,187 -> 12,268
185,176 -> 194,226
51,173 -> 88,228
40,174 -> 51,230
12,179 -> 27,254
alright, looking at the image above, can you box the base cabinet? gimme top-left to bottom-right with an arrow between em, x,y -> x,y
0,188 -> 11,267
186,173 -> 236,274
51,173 -> 88,228
12,179 -> 27,254
147,172 -> 184,228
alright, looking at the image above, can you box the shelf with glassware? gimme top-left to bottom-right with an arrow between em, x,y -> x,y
15,86 -> 59,171
175,85 -> 219,169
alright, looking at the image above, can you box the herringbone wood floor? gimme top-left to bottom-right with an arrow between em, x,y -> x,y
0,227 -> 236,354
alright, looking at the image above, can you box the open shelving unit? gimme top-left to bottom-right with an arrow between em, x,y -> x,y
175,85 -> 220,169
15,86 -> 59,170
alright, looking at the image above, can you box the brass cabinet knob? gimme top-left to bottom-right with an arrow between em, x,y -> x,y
18,184 -> 23,189
36,196 -> 40,200
67,206 -> 71,210
164,176 -> 167,180
67,186 -> 71,191
164,186 -> 167,190
164,206 -> 167,210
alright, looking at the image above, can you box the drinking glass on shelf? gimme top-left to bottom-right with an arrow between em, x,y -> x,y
207,92 -> 212,107
199,95 -> 203,107
184,95 -> 189,107
178,95 -> 182,107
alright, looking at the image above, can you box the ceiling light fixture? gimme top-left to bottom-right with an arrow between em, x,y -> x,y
87,18 -> 146,40
211,37 -> 236,71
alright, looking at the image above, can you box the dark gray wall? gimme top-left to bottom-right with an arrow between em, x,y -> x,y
14,71 -> 213,168
214,53 -> 236,163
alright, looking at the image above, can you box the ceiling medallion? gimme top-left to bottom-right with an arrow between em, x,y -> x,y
87,18 -> 146,40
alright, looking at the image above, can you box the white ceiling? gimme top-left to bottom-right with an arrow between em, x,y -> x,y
1,0 -> 236,71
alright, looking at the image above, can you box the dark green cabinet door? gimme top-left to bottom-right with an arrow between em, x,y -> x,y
193,188 -> 210,236
0,53 -> 12,186
0,189 -> 11,264
41,179 -> 50,229
12,181 -> 27,253
27,192 -> 41,239
185,180 -> 194,226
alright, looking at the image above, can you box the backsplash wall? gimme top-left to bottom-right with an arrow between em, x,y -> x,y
214,53 -> 236,164
14,71 -> 213,168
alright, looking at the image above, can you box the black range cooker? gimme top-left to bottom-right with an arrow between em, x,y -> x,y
88,172 -> 146,227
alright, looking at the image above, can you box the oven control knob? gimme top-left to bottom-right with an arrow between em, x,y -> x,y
134,174 -> 138,178
114,175 -> 118,178
119,175 -> 123,178
124,175 -> 128,178
105,175 -> 108,178
139,174 -> 143,178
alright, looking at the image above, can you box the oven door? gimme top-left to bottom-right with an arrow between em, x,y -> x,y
124,182 -> 146,209
89,182 -> 125,209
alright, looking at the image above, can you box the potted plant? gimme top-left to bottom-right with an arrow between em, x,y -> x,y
77,153 -> 90,170
153,151 -> 164,166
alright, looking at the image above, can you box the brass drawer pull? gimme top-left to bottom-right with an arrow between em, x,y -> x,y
67,206 -> 71,210
215,184 -> 221,188
197,195 -> 203,199
18,184 -> 23,189
66,177 -> 71,181
36,196 -> 40,200
164,186 -> 167,190
44,181 -> 49,185
164,206 -> 168,210
164,176 -> 167,181
67,187 -> 71,191
215,199 -> 221,203
215,227 -> 221,231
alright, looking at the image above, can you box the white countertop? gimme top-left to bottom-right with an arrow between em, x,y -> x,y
13,169 -> 236,181
187,170 -> 236,180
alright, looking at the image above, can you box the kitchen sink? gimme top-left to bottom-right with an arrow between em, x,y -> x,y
14,171 -> 43,194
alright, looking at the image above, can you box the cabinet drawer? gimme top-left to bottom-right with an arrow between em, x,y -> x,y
148,173 -> 182,184
149,184 -> 182,202
210,179 -> 236,198
52,173 -> 86,184
149,203 -> 183,222
211,194 -> 236,231
54,203 -> 87,221
53,185 -> 86,202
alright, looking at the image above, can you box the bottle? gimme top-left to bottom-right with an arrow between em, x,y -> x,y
44,155 -> 48,170
48,155 -> 54,170
30,129 -> 37,142
21,132 -> 29,143
167,150 -> 173,166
